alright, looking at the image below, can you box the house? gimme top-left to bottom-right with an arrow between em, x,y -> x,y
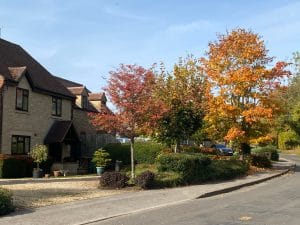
0,38 -> 115,175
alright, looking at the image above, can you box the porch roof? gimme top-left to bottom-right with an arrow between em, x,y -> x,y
44,121 -> 79,144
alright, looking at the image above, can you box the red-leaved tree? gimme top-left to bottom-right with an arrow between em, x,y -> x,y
90,64 -> 164,178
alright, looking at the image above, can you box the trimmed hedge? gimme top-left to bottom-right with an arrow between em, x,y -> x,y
208,160 -> 249,180
0,158 -> 34,178
251,145 -> 279,161
134,142 -> 165,164
103,143 -> 131,165
99,172 -> 129,189
0,188 -> 15,215
156,153 -> 212,183
154,171 -> 184,188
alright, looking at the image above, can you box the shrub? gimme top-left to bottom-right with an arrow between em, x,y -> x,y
30,144 -> 47,169
103,143 -> 131,165
252,145 -> 279,161
134,170 -> 155,189
92,149 -> 111,167
208,160 -> 249,180
154,171 -> 184,188
181,146 -> 200,153
0,188 -> 15,215
251,155 -> 272,168
156,153 -> 211,184
134,142 -> 165,164
99,172 -> 129,189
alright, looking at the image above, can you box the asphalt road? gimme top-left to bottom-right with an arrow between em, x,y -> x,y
94,155 -> 300,225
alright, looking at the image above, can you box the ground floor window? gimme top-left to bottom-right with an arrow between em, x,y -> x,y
11,135 -> 30,155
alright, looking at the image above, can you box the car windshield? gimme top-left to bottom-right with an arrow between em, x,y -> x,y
215,144 -> 226,148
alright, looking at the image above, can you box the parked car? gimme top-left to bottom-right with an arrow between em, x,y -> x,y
213,144 -> 234,156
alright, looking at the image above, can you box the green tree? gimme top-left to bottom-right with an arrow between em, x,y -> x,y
156,101 -> 203,152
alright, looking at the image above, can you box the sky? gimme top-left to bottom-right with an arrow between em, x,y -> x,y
0,0 -> 299,92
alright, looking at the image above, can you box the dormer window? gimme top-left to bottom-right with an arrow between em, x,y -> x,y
16,88 -> 29,111
82,95 -> 88,109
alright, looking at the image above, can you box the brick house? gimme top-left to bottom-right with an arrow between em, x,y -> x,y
0,38 -> 114,174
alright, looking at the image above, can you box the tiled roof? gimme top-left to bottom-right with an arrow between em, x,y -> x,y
0,38 -> 75,99
53,76 -> 84,88
44,120 -> 79,144
88,92 -> 105,101
67,86 -> 85,95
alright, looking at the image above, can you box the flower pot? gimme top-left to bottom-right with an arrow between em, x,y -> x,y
33,168 -> 43,178
96,166 -> 104,176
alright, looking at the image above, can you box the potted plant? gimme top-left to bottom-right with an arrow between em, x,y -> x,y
30,144 -> 48,178
92,149 -> 111,176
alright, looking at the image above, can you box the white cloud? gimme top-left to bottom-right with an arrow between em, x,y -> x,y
165,20 -> 219,34
102,5 -> 153,21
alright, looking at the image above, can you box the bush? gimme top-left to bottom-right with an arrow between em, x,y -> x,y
134,142 -> 165,164
208,160 -> 249,180
0,158 -> 31,178
252,145 -> 279,161
0,188 -> 15,215
99,172 -> 129,189
134,170 -> 155,189
154,171 -> 184,188
251,155 -> 272,168
156,153 -> 212,184
103,143 -> 131,165
181,146 -> 200,153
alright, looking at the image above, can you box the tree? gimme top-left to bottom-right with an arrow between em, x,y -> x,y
156,100 -> 203,151
201,28 -> 290,151
154,56 -> 208,151
89,64 -> 161,178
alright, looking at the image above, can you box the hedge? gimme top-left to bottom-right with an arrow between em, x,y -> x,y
103,142 -> 165,165
134,142 -> 165,164
251,145 -> 279,161
0,158 -> 33,178
208,160 -> 249,180
103,143 -> 131,165
156,153 -> 212,184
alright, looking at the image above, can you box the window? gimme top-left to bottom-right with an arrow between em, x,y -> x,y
11,135 -> 30,155
82,95 -> 88,109
16,88 -> 29,111
52,97 -> 62,116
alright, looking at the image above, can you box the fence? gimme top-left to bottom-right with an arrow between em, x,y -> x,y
80,133 -> 119,158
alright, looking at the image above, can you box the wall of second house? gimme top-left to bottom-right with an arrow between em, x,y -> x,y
1,76 -> 72,154
72,109 -> 96,135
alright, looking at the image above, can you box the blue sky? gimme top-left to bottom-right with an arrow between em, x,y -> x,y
0,0 -> 299,92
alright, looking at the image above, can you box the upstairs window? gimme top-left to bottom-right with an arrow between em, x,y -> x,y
82,95 -> 88,109
11,135 -> 30,155
52,97 -> 62,116
16,88 -> 29,111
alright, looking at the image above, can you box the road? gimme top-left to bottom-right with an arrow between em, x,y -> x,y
94,155 -> 300,225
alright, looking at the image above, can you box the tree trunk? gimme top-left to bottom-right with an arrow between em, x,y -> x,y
174,141 -> 178,153
130,138 -> 135,179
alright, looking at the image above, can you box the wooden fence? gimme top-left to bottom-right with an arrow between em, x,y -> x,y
80,133 -> 119,158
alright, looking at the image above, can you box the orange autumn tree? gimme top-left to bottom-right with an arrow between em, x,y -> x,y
89,64 -> 162,178
201,28 -> 290,152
